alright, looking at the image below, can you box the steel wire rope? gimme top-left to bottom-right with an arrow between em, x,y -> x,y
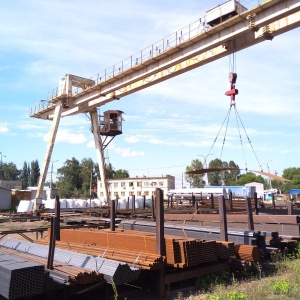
206,105 -> 232,159
234,107 -> 263,171
233,104 -> 248,171
220,105 -> 232,161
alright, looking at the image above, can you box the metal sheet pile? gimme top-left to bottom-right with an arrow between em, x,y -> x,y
0,237 -> 140,285
0,253 -> 44,300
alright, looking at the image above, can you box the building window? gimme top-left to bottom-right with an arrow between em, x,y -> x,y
129,182 -> 134,187
144,191 -> 149,196
129,191 -> 134,196
114,192 -> 118,196
121,192 -> 125,196
100,192 -> 104,197
114,182 -> 118,187
151,182 -> 157,187
144,182 -> 149,187
137,182 -> 142,187
100,183 -> 103,188
121,182 -> 125,188
137,191 -> 142,196
159,181 -> 164,186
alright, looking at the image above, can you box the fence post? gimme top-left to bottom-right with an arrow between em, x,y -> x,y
210,193 -> 215,209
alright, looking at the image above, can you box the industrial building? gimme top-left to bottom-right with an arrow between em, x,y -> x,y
97,175 -> 175,200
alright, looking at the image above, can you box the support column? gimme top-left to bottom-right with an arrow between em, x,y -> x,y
254,192 -> 259,215
155,188 -> 165,300
35,103 -> 63,211
90,109 -> 109,204
110,199 -> 115,231
55,195 -> 60,241
218,195 -> 228,241
246,197 -> 254,230
288,202 -> 293,215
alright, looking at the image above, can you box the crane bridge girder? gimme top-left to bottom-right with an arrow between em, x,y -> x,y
30,0 -> 300,207
30,0 -> 300,121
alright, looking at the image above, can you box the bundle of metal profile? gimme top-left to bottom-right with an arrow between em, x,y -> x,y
0,237 -> 140,285
216,241 -> 236,259
0,253 -> 44,299
36,239 -> 165,270
233,244 -> 261,262
166,238 -> 217,268
55,228 -> 219,269
0,247 -> 103,287
119,220 -> 266,254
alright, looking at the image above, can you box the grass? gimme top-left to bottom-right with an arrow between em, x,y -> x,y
169,244 -> 300,300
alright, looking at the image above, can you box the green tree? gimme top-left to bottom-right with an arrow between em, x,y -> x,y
279,167 -> 300,193
114,169 -> 129,179
29,160 -> 40,186
185,159 -> 205,188
237,172 -> 268,188
105,162 -> 115,179
80,158 -> 95,198
208,158 -> 223,186
20,162 -> 30,189
56,157 -> 83,198
1,162 -> 20,180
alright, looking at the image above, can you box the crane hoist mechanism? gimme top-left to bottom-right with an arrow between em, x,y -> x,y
188,72 -> 290,182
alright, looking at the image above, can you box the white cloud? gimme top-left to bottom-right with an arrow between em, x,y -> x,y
43,129 -> 87,144
0,124 -> 9,134
113,146 -> 145,157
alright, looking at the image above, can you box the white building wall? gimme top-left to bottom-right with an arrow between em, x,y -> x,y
245,182 -> 264,199
97,175 -> 175,201
0,187 -> 11,210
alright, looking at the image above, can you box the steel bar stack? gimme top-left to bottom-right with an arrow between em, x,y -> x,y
216,241 -> 236,259
0,253 -> 44,299
0,237 -> 140,286
53,228 -> 221,269
36,239 -> 164,270
119,220 -> 266,255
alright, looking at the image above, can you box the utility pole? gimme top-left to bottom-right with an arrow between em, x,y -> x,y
0,152 -> 6,180
50,160 -> 58,192
263,160 -> 272,189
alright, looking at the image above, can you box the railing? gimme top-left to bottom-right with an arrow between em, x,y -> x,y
30,0 -> 262,116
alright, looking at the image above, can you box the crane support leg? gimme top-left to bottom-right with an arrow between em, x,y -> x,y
35,103 -> 62,211
90,109 -> 109,204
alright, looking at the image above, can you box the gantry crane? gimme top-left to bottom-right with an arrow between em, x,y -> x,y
29,0 -> 300,210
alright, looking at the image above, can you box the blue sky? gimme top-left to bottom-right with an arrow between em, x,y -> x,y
1,0 -> 300,188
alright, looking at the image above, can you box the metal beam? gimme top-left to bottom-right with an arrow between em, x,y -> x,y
30,0 -> 300,120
